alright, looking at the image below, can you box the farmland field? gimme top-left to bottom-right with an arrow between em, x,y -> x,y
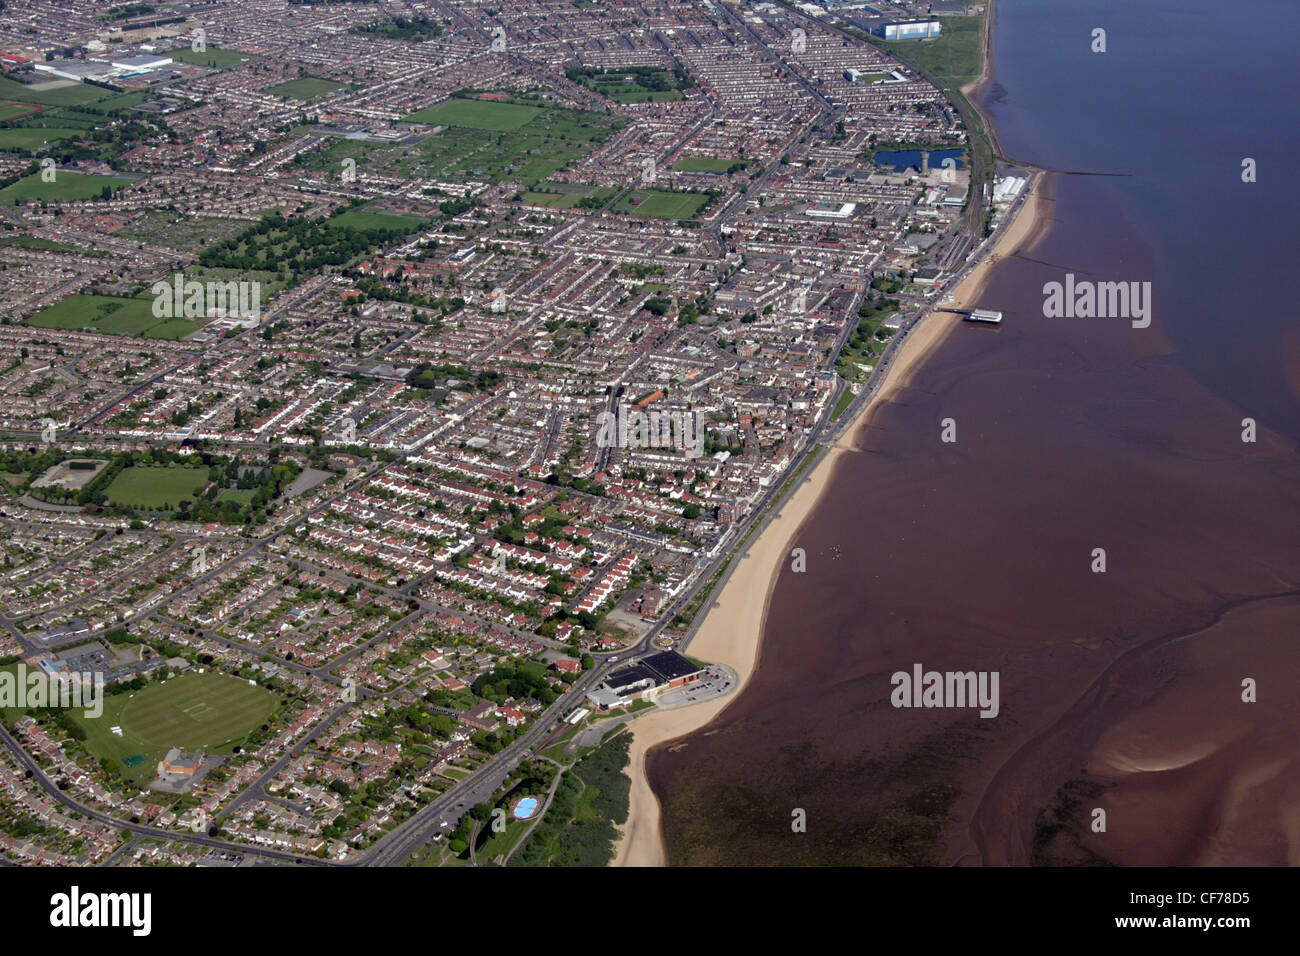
404,98 -> 543,130
0,171 -> 132,204
71,672 -> 278,787
104,466 -> 209,509
28,294 -> 201,339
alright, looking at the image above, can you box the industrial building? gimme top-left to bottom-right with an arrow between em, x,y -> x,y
33,52 -> 175,84
873,20 -> 943,40
992,175 -> 1027,206
805,200 -> 858,220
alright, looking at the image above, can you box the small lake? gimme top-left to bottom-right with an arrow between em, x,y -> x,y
872,148 -> 965,170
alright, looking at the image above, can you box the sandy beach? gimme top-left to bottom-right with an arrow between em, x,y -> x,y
611,180 -> 1049,867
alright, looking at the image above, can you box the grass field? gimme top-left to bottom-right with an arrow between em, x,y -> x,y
299,101 -> 618,190
104,466 -> 209,509
327,208 -> 425,232
95,90 -> 150,113
614,188 -> 711,219
576,67 -> 689,104
0,128 -> 82,150
520,184 -> 615,208
0,171 -> 131,205
72,672 -> 278,787
0,102 -> 41,121
520,191 -> 583,208
0,235 -> 90,254
404,98 -> 543,131
0,76 -> 110,108
28,294 -> 201,339
673,157 -> 750,173
168,47 -> 253,69
608,89 -> 683,103
869,16 -> 984,86
147,319 -> 205,340
268,76 -> 344,101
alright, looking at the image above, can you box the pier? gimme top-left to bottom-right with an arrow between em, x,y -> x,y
936,307 -> 1003,325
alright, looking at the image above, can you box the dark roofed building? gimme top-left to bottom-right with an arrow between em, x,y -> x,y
641,650 -> 702,684
587,651 -> 705,709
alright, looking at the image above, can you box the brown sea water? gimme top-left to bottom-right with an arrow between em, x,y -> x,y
648,0 -> 1300,866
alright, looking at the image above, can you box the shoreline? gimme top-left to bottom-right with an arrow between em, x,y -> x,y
611,176 -> 1052,867
962,0 -> 1005,158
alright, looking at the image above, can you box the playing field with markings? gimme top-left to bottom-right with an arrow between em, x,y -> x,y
614,188 -> 711,219
66,671 -> 278,786
120,672 -> 276,750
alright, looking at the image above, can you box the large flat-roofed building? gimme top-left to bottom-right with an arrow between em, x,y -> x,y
806,201 -> 857,220
992,175 -> 1026,205
33,59 -> 116,82
874,20 -> 942,40
111,54 -> 173,71
587,650 -> 705,709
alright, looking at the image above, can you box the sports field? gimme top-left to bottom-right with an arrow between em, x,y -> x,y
614,188 -> 711,219
0,76 -> 109,108
521,184 -> 615,208
104,466 -> 209,509
268,76 -> 345,101
0,127 -> 82,150
28,294 -> 201,339
0,102 -> 41,121
72,671 -> 278,786
0,171 -> 132,205
405,98 -> 543,131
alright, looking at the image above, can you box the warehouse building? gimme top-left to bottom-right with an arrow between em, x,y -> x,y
873,20 -> 943,40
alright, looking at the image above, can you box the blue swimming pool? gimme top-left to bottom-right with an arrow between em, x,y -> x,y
513,796 -> 539,819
